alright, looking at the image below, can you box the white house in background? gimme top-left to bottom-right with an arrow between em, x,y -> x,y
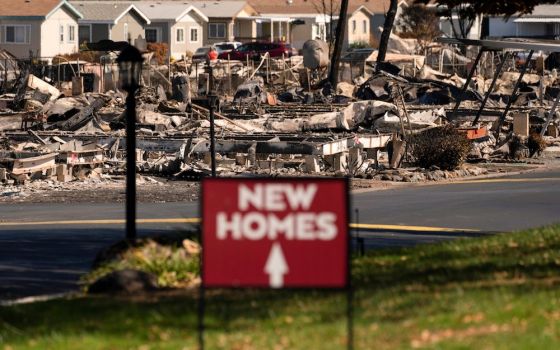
488,5 -> 560,38
345,6 -> 374,47
0,0 -> 83,59
248,0 -> 380,50
136,2 -> 208,59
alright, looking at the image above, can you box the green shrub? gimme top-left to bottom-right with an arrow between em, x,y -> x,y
81,239 -> 199,290
349,41 -> 370,50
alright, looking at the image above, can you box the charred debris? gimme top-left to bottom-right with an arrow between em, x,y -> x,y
1,36 -> 559,188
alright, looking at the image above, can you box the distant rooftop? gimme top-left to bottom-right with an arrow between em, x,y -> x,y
0,0 -> 82,18
247,0 -> 391,15
525,4 -> 560,17
70,0 -> 255,19
69,1 -> 149,23
134,2 -> 208,22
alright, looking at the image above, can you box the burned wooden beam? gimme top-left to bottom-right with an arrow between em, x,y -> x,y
55,97 -> 106,131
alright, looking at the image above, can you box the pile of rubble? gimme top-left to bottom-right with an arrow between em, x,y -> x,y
1,41 -> 560,190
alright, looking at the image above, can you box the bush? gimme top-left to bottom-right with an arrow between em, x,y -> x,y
410,125 -> 471,170
349,41 -> 370,50
147,42 -> 169,65
53,43 -> 103,64
82,238 -> 200,290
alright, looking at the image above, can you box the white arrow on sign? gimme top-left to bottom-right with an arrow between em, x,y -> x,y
264,242 -> 289,288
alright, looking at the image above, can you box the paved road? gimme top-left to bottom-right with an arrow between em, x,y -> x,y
1,169 -> 559,300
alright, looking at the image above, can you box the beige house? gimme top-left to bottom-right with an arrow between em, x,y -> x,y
249,0 -> 390,49
136,2 -> 208,59
345,6 -> 373,47
190,1 -> 259,45
70,2 -> 150,44
0,0 -> 82,59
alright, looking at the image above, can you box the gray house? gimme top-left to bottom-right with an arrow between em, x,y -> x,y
0,0 -> 83,59
70,2 -> 151,44
489,5 -> 560,38
136,2 -> 208,59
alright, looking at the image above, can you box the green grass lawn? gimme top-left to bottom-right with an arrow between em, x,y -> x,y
2,225 -> 560,349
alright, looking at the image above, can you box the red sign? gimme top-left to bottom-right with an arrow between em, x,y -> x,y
202,178 -> 348,289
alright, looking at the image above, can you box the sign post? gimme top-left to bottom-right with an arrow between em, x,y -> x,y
199,178 -> 350,348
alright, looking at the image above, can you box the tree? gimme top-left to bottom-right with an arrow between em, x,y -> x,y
376,0 -> 399,70
328,0 -> 349,87
440,3 -> 476,39
312,0 -> 340,54
396,4 -> 441,53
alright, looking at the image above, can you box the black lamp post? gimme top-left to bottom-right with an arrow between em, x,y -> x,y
208,95 -> 217,177
117,44 -> 144,240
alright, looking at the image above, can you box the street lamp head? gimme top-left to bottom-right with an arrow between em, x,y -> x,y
117,44 -> 144,92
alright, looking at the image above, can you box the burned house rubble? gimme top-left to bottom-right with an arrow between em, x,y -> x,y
1,37 -> 560,190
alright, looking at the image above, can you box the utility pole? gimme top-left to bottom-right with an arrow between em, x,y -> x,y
328,0 -> 348,88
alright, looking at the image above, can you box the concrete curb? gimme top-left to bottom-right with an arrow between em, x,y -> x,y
351,163 -> 555,194
0,292 -> 79,306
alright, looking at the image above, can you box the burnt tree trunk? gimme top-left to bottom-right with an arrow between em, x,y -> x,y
328,0 -> 349,88
376,0 -> 398,71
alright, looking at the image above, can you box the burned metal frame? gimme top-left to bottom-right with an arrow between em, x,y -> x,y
497,50 -> 534,134
187,134 -> 392,156
473,51 -> 511,125
440,37 -> 560,133
451,48 -> 485,121
541,91 -> 560,137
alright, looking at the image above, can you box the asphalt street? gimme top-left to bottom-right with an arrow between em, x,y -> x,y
1,168 -> 559,300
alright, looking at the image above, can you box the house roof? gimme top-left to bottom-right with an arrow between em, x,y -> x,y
135,2 -> 208,22
523,5 -> 560,17
70,1 -> 151,24
84,0 -> 255,19
247,0 -> 392,16
0,0 -> 82,19
188,1 -> 257,18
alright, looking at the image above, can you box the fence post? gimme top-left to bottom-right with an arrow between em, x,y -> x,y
228,54 -> 231,95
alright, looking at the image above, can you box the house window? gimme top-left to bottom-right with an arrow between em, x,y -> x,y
209,23 -> 226,38
176,28 -> 185,43
145,28 -> 159,43
190,27 -> 199,42
363,20 -> 367,34
68,25 -> 76,42
5,25 -> 28,44
59,25 -> 64,42
124,23 -> 129,41
78,25 -> 91,43
352,20 -> 356,34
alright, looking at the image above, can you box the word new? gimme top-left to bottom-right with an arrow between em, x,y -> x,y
216,184 -> 338,241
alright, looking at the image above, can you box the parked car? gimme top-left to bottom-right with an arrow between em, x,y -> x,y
214,41 -> 243,54
218,42 -> 297,60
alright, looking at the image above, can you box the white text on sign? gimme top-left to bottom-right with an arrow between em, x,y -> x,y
216,184 -> 338,241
